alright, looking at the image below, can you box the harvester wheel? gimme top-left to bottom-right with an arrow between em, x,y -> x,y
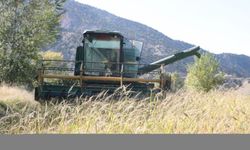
34,87 -> 40,101
161,74 -> 171,90
165,79 -> 171,90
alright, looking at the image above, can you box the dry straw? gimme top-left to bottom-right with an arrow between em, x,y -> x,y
0,85 -> 250,134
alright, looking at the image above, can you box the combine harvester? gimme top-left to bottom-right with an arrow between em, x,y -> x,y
35,30 -> 200,101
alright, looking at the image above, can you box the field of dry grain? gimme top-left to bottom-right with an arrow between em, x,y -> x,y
0,85 -> 250,134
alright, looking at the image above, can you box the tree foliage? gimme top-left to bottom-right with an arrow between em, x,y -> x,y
41,51 -> 63,60
40,50 -> 64,69
185,53 -> 224,92
0,0 -> 65,86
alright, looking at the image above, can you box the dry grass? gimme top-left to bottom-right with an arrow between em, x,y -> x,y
0,85 -> 34,103
0,85 -> 250,134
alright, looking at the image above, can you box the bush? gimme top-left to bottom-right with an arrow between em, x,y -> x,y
185,53 -> 224,92
40,51 -> 64,67
39,51 -> 70,84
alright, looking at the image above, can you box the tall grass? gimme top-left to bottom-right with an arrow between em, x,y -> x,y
0,85 -> 250,134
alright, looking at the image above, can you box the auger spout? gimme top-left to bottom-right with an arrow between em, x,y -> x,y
138,46 -> 200,75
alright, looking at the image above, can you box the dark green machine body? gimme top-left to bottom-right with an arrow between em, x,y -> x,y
35,30 -> 200,100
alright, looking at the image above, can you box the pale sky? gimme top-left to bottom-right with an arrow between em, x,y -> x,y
76,0 -> 250,56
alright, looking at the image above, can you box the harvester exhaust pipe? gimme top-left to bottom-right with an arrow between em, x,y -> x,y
138,46 -> 201,75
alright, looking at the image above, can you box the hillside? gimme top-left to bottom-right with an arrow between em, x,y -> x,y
48,0 -> 250,77
216,53 -> 250,77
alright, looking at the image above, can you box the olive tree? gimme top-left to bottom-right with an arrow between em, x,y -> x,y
0,0 -> 66,86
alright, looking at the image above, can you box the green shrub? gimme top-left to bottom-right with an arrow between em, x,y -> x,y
185,53 -> 224,92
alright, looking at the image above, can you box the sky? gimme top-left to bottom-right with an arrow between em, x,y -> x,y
76,0 -> 250,56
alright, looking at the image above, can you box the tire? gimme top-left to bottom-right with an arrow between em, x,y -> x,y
34,87 -> 40,101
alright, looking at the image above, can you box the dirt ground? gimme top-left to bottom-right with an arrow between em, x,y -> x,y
237,80 -> 250,96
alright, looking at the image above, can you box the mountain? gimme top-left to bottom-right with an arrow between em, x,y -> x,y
48,0 -> 250,77
216,53 -> 250,77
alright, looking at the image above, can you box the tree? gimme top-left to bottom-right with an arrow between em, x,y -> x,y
41,51 -> 64,60
0,0 -> 66,86
185,53 -> 224,92
40,51 -> 68,84
40,50 -> 64,71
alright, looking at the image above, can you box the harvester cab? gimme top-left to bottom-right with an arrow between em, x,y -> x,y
74,30 -> 143,78
35,30 -> 200,101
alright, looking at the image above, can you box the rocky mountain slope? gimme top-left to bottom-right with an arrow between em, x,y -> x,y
48,0 -> 250,77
